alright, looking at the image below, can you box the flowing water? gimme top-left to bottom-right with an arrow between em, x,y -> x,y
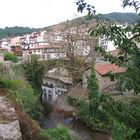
40,95 -> 112,140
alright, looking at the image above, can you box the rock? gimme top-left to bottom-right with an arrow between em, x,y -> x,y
64,117 -> 73,125
0,96 -> 22,140
0,121 -> 22,140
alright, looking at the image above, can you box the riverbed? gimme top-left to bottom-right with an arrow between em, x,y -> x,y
40,101 -> 111,140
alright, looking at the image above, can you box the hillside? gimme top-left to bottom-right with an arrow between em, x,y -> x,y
102,12 -> 140,24
0,26 -> 39,39
0,13 -> 139,39
44,12 -> 140,32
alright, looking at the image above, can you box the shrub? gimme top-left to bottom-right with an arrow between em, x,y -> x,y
0,77 -> 43,120
4,52 -> 18,63
41,125 -> 72,140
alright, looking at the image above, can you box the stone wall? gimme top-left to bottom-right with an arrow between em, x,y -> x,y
96,72 -> 117,92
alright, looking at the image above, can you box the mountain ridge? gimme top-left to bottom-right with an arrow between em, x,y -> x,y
0,12 -> 139,39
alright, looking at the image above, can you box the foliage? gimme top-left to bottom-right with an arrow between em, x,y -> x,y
41,125 -> 72,140
23,55 -> 45,91
87,67 -> 99,98
87,67 -> 100,115
0,77 -> 43,120
0,26 -> 39,39
4,51 -> 18,63
68,68 -> 140,139
102,12 -> 140,24
77,0 -> 140,94
112,121 -> 135,140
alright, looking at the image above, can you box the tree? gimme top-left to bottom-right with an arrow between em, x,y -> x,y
23,54 -> 45,91
77,0 -> 140,94
87,66 -> 99,115
4,52 -> 18,63
76,0 -> 140,139
44,18 -> 98,85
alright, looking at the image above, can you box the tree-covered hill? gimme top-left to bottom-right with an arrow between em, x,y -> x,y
0,26 -> 39,39
102,12 -> 140,24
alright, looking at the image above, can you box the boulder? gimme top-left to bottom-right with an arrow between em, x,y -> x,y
0,121 -> 22,140
0,96 -> 22,140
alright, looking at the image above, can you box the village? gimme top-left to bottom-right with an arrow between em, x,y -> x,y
0,20 -> 134,104
0,0 -> 140,138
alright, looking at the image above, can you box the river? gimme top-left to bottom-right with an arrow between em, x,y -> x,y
39,100 -> 112,140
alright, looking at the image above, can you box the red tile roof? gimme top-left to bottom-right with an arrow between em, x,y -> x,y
95,63 -> 125,75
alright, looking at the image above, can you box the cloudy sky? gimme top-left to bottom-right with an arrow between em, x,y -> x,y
0,0 -> 135,28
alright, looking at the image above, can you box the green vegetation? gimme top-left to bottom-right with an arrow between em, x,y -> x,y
74,1 -> 140,139
41,125 -> 73,140
4,52 -> 18,63
0,76 -> 43,120
23,55 -> 45,92
68,76 -> 140,139
0,26 -> 39,39
0,61 -> 73,140
102,12 -> 140,24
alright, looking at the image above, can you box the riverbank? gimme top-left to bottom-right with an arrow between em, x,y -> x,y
41,94 -> 112,140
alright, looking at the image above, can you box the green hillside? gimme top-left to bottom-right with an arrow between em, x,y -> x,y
0,26 -> 39,39
102,12 -> 140,24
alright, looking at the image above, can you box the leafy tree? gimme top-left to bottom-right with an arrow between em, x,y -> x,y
23,54 -> 45,91
77,0 -> 140,94
76,0 -> 140,139
4,51 -> 18,63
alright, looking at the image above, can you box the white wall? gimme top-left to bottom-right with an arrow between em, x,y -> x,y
42,79 -> 68,103
99,37 -> 117,52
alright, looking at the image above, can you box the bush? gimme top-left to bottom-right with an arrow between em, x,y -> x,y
41,125 -> 72,140
23,54 -> 45,91
0,77 -> 43,120
4,52 -> 18,63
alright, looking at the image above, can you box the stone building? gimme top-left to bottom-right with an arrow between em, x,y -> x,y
83,63 -> 125,93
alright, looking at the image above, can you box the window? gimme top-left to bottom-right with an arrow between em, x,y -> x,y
48,94 -> 52,100
43,89 -> 46,93
48,90 -> 52,93
110,75 -> 115,81
42,54 -> 45,59
44,93 -> 47,99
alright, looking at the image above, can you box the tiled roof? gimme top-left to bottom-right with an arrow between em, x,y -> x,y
95,63 -> 125,75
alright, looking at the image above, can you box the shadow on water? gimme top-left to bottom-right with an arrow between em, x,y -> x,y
40,101 -> 112,140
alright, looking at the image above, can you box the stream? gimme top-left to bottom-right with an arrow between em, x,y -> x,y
39,95 -> 112,140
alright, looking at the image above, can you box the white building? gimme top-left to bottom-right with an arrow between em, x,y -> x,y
0,39 -> 11,51
99,36 -> 117,52
29,45 -> 66,60
42,67 -> 72,103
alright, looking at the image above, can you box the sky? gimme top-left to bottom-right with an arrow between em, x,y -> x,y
0,0 -> 136,28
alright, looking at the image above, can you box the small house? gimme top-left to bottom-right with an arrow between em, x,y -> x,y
83,63 -> 125,93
